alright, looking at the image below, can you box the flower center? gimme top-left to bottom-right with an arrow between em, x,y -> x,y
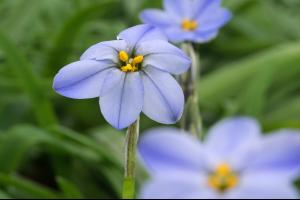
119,51 -> 143,72
207,163 -> 239,193
181,19 -> 198,31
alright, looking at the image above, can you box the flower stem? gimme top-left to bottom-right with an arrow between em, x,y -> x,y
122,118 -> 140,199
180,43 -> 203,138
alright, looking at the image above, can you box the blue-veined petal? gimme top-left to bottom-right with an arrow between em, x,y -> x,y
204,117 -> 261,169
53,60 -> 115,99
139,128 -> 205,173
141,67 -> 184,124
197,7 -> 232,32
99,68 -> 124,97
192,0 -> 221,19
246,131 -> 300,180
80,40 -> 127,63
226,173 -> 299,199
136,40 -> 190,74
117,24 -> 167,51
140,9 -> 176,26
163,0 -> 190,19
100,72 -> 143,130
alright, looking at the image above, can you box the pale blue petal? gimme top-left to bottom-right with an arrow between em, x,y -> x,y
194,30 -> 219,43
226,173 -> 299,199
246,130 -> 300,180
117,24 -> 167,52
99,68 -> 124,97
193,0 -> 221,19
164,26 -> 197,43
205,117 -> 261,169
53,60 -> 114,99
190,0 -> 221,19
100,72 -> 143,130
197,8 -> 232,32
140,9 -> 176,26
80,40 -> 127,63
140,172 -> 216,199
163,0 -> 190,19
141,67 -> 184,124
136,40 -> 190,74
139,128 -> 205,173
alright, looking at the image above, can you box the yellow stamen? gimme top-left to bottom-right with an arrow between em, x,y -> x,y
120,64 -> 138,72
207,163 -> 239,193
119,51 -> 129,62
132,55 -> 144,65
182,19 -> 198,31
216,163 -> 231,175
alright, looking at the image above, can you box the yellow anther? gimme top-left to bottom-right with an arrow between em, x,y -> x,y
132,55 -> 144,65
182,19 -> 198,31
120,64 -> 138,72
119,51 -> 129,62
207,163 -> 239,193
227,175 -> 238,189
216,163 -> 231,175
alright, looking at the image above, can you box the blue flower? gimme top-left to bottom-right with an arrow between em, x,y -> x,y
140,0 -> 232,43
53,24 -> 191,130
139,117 -> 300,199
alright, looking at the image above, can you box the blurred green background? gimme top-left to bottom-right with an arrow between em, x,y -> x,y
0,0 -> 300,198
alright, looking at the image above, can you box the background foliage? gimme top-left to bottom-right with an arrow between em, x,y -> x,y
0,0 -> 299,198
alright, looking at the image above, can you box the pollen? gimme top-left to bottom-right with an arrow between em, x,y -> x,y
182,19 -> 198,31
120,64 -> 138,73
207,163 -> 239,193
132,55 -> 144,65
119,51 -> 129,62
118,51 -> 143,73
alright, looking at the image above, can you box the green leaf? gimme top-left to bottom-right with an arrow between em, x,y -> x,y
0,173 -> 59,198
0,31 -> 57,128
56,177 -> 83,198
45,0 -> 122,76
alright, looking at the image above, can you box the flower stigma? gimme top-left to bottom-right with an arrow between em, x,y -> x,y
119,51 -> 143,72
207,163 -> 239,193
181,19 -> 198,31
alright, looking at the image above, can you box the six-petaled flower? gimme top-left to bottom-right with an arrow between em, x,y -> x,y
139,117 -> 300,199
140,0 -> 232,43
53,24 -> 191,130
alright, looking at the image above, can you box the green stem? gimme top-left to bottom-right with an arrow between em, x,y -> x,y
180,43 -> 203,138
122,118 -> 140,199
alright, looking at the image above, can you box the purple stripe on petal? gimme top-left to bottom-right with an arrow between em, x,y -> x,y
53,60 -> 114,99
197,8 -> 232,32
117,24 -> 167,52
100,72 -> 143,130
136,40 -> 190,75
99,68 -> 124,97
80,40 -> 127,63
141,67 -> 184,124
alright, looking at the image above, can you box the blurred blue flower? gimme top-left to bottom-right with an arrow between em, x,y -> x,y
139,117 -> 300,199
53,24 -> 191,130
140,0 -> 232,43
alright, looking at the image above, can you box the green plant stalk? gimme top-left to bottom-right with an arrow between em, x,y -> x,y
180,43 -> 202,138
122,118 -> 140,199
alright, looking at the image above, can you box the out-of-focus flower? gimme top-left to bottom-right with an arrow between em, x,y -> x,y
53,24 -> 191,130
139,117 -> 300,199
140,0 -> 232,43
